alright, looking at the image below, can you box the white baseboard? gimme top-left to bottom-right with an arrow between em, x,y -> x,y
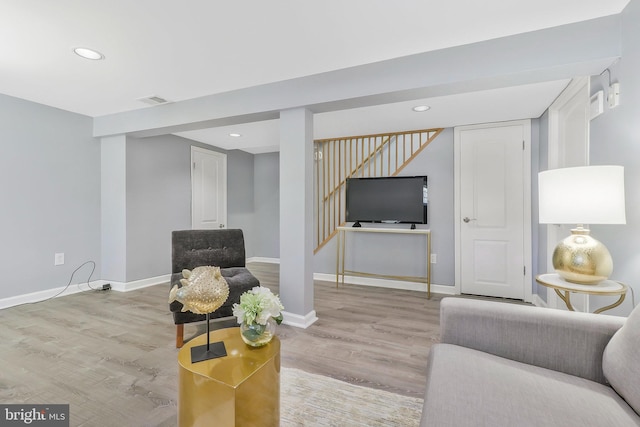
313,272 -> 455,295
430,284 -> 456,295
106,274 -> 171,292
282,310 -> 318,328
0,274 -> 171,310
247,257 -> 456,295
1,262 -> 455,311
247,257 -> 280,264
0,280 -> 108,309
531,293 -> 548,308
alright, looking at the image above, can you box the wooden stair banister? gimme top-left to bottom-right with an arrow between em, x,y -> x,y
314,128 -> 443,253
320,134 -> 393,203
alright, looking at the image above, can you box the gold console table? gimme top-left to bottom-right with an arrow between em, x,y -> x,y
336,226 -> 432,298
177,328 -> 280,427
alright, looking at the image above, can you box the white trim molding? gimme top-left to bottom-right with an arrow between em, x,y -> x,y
107,274 -> 171,292
0,280 -> 107,309
0,274 -> 171,310
531,293 -> 549,308
282,310 -> 318,329
314,272 -> 455,296
247,257 -> 280,264
545,76 -> 590,311
1,264 -> 457,312
247,259 -> 455,295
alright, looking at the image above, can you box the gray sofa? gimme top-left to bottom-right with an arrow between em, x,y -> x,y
421,297 -> 640,426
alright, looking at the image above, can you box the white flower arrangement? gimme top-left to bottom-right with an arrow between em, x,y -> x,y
232,286 -> 284,326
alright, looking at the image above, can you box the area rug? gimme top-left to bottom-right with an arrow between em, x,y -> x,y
281,367 -> 423,427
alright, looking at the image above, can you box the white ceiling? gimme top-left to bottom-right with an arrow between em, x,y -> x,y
0,1 -> 630,153
175,80 -> 572,153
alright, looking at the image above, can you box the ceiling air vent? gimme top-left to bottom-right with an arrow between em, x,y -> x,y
137,95 -> 170,106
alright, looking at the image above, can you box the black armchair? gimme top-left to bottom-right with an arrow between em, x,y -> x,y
169,229 -> 259,347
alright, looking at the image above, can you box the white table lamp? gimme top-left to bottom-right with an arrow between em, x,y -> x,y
538,165 -> 626,284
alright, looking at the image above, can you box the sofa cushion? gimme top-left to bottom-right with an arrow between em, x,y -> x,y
603,304 -> 640,416
421,344 -> 640,427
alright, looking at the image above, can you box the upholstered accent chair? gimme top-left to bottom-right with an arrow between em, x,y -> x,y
169,229 -> 259,348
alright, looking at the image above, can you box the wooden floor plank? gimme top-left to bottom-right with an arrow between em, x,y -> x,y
247,262 -> 442,398
0,262 -> 447,425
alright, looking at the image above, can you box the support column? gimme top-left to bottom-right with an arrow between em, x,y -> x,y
279,108 -> 318,328
101,135 -> 127,284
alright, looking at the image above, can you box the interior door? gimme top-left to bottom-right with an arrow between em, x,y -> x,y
191,146 -> 227,230
456,121 -> 530,300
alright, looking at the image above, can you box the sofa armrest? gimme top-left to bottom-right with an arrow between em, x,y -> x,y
439,297 -> 625,384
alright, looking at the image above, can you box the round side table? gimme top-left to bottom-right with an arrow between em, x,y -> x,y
535,273 -> 627,314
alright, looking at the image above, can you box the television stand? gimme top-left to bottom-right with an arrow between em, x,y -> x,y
335,226 -> 431,298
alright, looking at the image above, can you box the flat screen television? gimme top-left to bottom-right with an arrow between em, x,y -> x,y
345,176 -> 428,225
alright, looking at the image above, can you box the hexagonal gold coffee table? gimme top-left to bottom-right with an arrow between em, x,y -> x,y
177,327 -> 280,427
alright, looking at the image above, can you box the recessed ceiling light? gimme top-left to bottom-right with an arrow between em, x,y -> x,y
73,47 -> 105,60
229,133 -> 242,137
412,105 -> 431,112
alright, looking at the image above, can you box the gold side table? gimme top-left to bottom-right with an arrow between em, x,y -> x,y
178,327 -> 280,427
535,273 -> 628,314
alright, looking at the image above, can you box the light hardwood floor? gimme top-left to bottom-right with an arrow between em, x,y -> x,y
0,262 -> 443,425
248,262 -> 442,398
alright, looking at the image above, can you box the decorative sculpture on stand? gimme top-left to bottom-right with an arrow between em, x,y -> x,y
169,266 -> 229,362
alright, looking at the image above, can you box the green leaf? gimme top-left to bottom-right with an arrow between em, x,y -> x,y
242,323 -> 266,341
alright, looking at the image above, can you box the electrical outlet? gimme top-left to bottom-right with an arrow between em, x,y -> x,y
54,253 -> 64,266
430,253 -> 437,264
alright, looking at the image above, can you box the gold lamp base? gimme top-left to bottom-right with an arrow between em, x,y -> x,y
552,227 -> 613,285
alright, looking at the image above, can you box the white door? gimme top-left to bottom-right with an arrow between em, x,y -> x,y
191,146 -> 227,230
455,121 -> 531,300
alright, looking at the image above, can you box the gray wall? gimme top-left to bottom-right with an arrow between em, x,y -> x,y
125,135 -> 256,281
586,0 -> 640,315
254,122 -> 553,296
253,153 -> 280,258
0,93 -> 101,299
314,128 -> 456,286
0,99 -> 259,297
227,150 -> 255,257
125,135 -> 193,281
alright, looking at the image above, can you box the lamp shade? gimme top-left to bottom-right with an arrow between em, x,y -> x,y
538,165 -> 626,225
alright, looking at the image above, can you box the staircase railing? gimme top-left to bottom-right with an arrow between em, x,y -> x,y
314,128 -> 443,252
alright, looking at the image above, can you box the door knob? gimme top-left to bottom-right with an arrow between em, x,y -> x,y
219,224 -> 225,228
463,217 -> 477,223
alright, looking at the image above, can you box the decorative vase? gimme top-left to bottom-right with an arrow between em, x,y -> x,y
240,317 -> 276,347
